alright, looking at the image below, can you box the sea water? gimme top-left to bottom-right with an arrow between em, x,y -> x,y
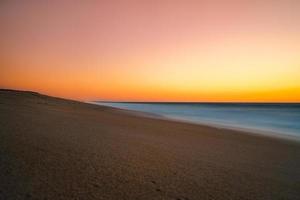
92,102 -> 300,140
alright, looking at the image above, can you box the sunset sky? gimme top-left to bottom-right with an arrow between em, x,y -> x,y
1,0 -> 300,102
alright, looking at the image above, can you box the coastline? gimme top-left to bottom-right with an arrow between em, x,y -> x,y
151,116 -> 300,142
1,89 -> 300,200
90,102 -> 300,142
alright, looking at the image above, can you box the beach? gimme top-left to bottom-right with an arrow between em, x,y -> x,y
0,89 -> 299,200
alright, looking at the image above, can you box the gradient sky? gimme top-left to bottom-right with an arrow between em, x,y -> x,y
1,0 -> 300,102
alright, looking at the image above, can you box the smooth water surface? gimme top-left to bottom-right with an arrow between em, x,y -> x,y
93,102 -> 300,139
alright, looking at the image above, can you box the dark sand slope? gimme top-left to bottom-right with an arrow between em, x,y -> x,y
0,89 -> 299,200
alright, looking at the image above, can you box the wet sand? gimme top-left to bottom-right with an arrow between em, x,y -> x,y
0,89 -> 299,200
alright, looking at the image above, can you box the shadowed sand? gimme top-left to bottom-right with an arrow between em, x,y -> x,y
0,89 -> 299,200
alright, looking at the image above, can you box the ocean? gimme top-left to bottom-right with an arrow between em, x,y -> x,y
92,102 -> 300,140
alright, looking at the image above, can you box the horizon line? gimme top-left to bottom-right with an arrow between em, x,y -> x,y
93,100 -> 300,104
1,88 -> 299,104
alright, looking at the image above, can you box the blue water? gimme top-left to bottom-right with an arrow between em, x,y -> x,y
93,102 -> 300,139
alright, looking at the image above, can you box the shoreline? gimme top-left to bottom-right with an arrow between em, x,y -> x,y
154,116 -> 300,142
89,102 -> 300,143
1,89 -> 300,200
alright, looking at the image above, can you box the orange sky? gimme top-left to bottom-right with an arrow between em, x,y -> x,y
1,0 -> 300,102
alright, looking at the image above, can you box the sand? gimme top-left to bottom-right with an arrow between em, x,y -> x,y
0,89 -> 299,200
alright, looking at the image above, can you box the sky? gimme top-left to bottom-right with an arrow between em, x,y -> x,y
1,0 -> 300,102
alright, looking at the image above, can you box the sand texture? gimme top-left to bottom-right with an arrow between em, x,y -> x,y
0,89 -> 299,200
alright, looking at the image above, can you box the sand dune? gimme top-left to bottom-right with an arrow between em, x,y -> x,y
0,89 -> 299,200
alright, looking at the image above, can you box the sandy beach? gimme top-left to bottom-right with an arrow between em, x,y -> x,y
0,89 -> 299,200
